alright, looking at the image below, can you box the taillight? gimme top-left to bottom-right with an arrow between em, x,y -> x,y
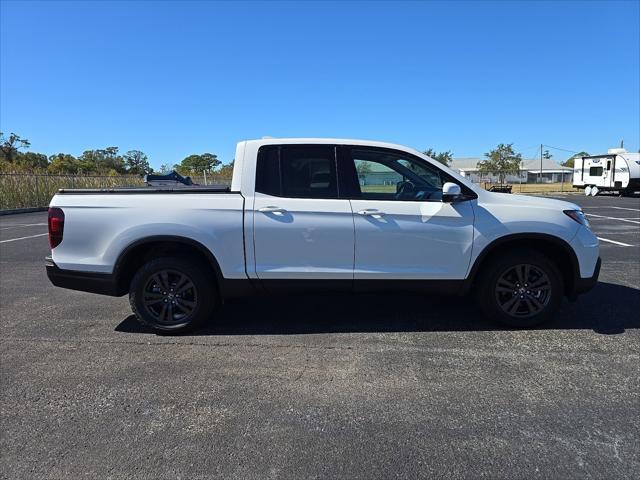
48,207 -> 65,249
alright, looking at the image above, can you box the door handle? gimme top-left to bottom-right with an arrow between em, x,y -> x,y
259,206 -> 287,214
357,209 -> 385,217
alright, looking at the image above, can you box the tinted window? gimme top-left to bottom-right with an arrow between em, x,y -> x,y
255,146 -> 280,196
589,166 -> 603,176
280,146 -> 337,198
349,148 -> 445,201
255,145 -> 338,198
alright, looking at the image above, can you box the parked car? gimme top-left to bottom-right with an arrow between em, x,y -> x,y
46,138 -> 600,332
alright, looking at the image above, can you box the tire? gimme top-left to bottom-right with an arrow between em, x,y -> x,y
129,256 -> 216,333
475,248 -> 563,328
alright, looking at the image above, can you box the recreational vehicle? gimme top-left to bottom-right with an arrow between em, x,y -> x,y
573,148 -> 640,196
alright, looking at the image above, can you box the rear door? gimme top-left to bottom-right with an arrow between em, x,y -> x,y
252,145 -> 354,283
340,146 -> 475,281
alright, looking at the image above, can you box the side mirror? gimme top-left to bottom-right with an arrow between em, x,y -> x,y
442,182 -> 462,203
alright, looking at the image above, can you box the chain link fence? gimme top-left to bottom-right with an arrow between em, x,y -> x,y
0,173 -> 232,210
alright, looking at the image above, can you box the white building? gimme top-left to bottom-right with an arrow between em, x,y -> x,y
450,158 -> 573,184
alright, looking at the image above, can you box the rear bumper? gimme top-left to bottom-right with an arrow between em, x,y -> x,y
571,256 -> 601,297
46,256 -> 122,296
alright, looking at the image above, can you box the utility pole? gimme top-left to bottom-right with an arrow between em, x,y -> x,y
539,144 -> 543,184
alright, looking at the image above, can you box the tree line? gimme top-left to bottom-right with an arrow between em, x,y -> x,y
0,132 -> 234,177
3,131 -> 589,182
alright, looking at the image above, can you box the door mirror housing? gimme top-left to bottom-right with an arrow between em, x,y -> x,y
442,182 -> 462,202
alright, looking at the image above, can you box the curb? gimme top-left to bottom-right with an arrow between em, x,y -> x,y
0,207 -> 48,216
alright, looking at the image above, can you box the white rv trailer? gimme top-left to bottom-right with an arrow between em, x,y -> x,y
573,148 -> 640,196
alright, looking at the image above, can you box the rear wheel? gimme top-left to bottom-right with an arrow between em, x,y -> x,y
476,249 -> 563,328
129,256 -> 216,333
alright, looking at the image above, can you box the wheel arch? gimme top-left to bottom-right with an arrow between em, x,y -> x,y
113,235 -> 225,297
467,233 -> 580,296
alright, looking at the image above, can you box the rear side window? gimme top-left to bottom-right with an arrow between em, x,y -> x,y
589,166 -> 603,176
255,145 -> 338,198
255,147 -> 280,196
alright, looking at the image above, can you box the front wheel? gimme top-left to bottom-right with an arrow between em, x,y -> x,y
129,256 -> 216,333
476,249 -> 563,328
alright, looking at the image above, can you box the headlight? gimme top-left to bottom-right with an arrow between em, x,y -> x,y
564,209 -> 590,228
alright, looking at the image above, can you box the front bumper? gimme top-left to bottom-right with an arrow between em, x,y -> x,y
46,256 -> 121,296
571,256 -> 601,297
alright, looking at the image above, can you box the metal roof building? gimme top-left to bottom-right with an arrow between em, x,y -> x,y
450,157 -> 573,184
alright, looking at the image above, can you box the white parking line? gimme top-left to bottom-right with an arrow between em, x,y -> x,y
585,213 -> 640,225
583,206 -> 640,212
597,237 -> 634,247
0,233 -> 48,244
610,206 -> 640,212
0,223 -> 48,230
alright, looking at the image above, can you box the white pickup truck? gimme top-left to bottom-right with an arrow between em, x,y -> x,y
46,138 -> 600,332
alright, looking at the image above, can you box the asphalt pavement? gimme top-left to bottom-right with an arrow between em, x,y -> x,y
0,195 -> 638,479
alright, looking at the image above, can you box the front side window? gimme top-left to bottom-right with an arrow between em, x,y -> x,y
589,166 -> 603,176
255,145 -> 338,198
348,148 -> 445,201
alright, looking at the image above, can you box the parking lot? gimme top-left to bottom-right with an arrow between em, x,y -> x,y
1,194 -> 638,479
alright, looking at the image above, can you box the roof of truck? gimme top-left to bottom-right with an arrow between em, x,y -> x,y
243,137 -> 419,152
231,137 -> 481,193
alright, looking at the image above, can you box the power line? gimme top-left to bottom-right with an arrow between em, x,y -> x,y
513,143 -> 542,152
542,144 -> 582,154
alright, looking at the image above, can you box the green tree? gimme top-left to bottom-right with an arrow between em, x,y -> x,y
18,152 -> 49,170
216,161 -> 234,180
48,153 -> 81,174
159,163 -> 172,173
78,147 -> 126,174
77,150 -> 100,172
355,161 -> 372,174
97,147 -> 126,173
176,153 -> 220,174
0,132 -> 31,163
562,151 -> 589,168
477,143 -> 522,184
123,150 -> 151,174
423,148 -> 453,166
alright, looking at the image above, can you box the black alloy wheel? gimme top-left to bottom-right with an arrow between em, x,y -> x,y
142,269 -> 198,325
494,264 -> 552,318
129,256 -> 215,333
476,248 -> 563,327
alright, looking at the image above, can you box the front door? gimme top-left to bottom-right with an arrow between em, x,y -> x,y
252,144 -> 354,282
342,146 -> 475,280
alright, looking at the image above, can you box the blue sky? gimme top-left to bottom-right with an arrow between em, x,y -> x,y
1,0 -> 638,169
